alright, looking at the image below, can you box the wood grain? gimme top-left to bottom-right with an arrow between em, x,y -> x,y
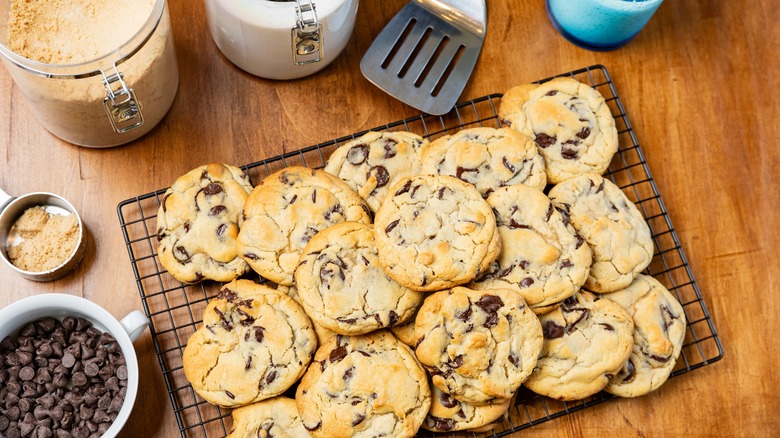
1,0 -> 779,436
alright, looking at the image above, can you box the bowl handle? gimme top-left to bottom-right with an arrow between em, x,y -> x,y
0,187 -> 15,213
120,310 -> 149,342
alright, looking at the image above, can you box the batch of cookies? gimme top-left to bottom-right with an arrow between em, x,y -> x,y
154,77 -> 687,437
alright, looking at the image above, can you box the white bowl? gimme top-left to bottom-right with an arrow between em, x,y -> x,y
0,294 -> 148,438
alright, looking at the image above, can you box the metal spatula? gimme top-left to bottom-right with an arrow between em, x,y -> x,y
360,0 -> 487,116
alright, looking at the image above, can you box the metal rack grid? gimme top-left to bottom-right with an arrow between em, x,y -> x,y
117,65 -> 723,437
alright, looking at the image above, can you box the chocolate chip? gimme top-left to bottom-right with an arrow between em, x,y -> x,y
116,366 -> 128,381
502,157 -> 516,173
439,392 -> 458,408
107,396 -> 123,414
5,352 -> 20,367
661,304 -> 679,329
209,205 -> 226,216
649,354 -> 671,363
561,260 -> 573,268
543,321 -> 565,339
453,310 -> 472,331
300,226 -> 318,245
173,245 -> 190,261
18,397 -> 32,413
20,421 -> 35,437
72,372 -> 88,387
476,295 -> 503,313
446,355 -> 464,369
367,166 -> 390,188
428,416 -> 456,431
577,127 -> 591,139
546,90 -> 558,96
19,324 -> 37,337
62,317 -> 77,334
105,376 -> 120,392
346,145 -> 369,165
384,219 -> 400,235
383,139 -> 398,158
599,323 -> 615,331
534,133 -> 556,148
455,167 -> 478,181
203,182 -> 223,196
352,414 -> 365,426
93,410 -> 111,424
508,218 -> 529,229
323,204 -> 343,221
18,366 -> 35,381
387,311 -> 399,327
565,309 -> 590,333
394,180 -> 411,196
214,308 -> 233,331
561,147 -> 578,160
84,363 -> 99,378
621,359 -> 636,383
342,366 -> 354,381
72,425 -> 89,438
520,277 -> 534,288
329,346 -> 348,363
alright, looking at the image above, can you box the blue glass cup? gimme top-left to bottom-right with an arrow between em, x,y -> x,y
546,0 -> 663,51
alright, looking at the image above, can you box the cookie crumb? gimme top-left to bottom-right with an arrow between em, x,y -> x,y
7,206 -> 80,272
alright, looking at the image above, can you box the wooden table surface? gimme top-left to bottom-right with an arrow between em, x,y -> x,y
1,0 -> 778,436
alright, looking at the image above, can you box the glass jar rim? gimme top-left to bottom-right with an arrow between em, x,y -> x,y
0,0 -> 166,79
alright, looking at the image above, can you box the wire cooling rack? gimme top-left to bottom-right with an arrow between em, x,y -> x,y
117,65 -> 723,437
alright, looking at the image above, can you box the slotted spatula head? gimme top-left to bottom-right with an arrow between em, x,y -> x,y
360,0 -> 487,115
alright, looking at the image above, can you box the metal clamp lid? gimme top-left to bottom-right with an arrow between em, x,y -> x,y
101,65 -> 144,134
291,0 -> 323,65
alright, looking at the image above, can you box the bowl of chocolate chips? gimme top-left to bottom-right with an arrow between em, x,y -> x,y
0,294 -> 148,438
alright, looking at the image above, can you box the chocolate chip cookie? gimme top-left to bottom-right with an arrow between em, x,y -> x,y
156,163 -> 253,283
295,221 -> 424,335
603,274 -> 687,397
414,286 -> 543,404
421,383 -> 512,433
324,131 -> 428,212
227,396 -> 310,438
374,175 -> 501,292
499,77 -> 618,184
296,331 -> 431,438
183,280 -> 317,407
470,184 -> 592,313
420,127 -> 546,198
548,173 -> 654,292
523,291 -> 634,401
236,167 -> 372,285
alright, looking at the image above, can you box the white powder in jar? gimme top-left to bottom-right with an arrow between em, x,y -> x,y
2,0 -> 178,147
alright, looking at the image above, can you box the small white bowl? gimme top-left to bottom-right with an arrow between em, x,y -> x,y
0,294 -> 148,437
